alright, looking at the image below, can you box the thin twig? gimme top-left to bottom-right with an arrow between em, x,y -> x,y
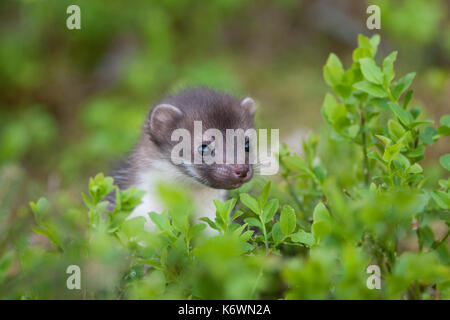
360,106 -> 370,186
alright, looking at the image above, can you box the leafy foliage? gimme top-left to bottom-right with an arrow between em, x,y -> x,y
0,35 -> 449,300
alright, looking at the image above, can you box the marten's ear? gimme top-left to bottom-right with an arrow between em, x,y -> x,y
148,104 -> 184,146
149,104 -> 183,132
241,97 -> 256,116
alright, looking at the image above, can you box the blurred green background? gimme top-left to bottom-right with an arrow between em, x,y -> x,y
0,0 -> 449,232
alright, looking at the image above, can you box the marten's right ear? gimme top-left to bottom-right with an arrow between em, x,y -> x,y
241,97 -> 256,116
149,104 -> 183,131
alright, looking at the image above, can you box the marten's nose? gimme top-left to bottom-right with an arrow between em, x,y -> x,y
233,166 -> 249,178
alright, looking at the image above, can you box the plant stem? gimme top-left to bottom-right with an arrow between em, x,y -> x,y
260,217 -> 269,253
251,266 -> 264,299
360,106 -> 370,186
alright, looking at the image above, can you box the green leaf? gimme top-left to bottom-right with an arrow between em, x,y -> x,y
188,224 -> 206,240
321,93 -> 338,125
199,217 -> 219,231
239,193 -> 260,215
402,90 -> 413,109
120,216 -> 147,239
438,115 -> 450,136
409,120 -> 434,129
116,188 -> 145,213
81,193 -> 95,210
290,230 -> 315,246
357,34 -> 377,57
244,217 -> 262,229
437,125 -> 450,136
410,106 -> 421,119
239,230 -> 254,242
383,141 -> 403,163
334,84 -> 353,99
88,173 -> 115,203
368,150 -> 385,164
352,48 -> 372,62
359,58 -> 383,85
395,153 -> 411,169
30,197 -> 50,224
388,102 -> 413,125
392,72 -> 416,100
312,165 -> 327,183
312,202 -> 330,222
388,119 -> 405,141
283,154 -> 308,172
441,115 -> 450,127
213,217 -> 226,232
419,226 -> 435,248
406,145 -> 425,159
231,210 -> 244,222
382,51 -> 397,86
321,95 -> 350,133
342,65 -> 363,85
345,124 -> 360,138
438,179 -> 449,190
407,163 -> 423,174
353,81 -> 388,98
323,53 -> 344,87
418,126 -> 436,145
32,222 -> 62,250
214,198 -> 236,224
312,221 -> 331,244
271,222 -> 285,244
431,190 -> 450,209
262,199 -> 279,223
440,154 -> 450,171
326,103 -> 348,131
370,98 -> 390,112
312,203 -> 331,243
369,34 -> 381,55
148,212 -> 171,233
280,205 -> 296,235
375,134 -> 392,146
257,181 -> 271,209
282,154 -> 317,182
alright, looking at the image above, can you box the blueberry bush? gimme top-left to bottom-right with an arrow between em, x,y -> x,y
0,35 -> 449,300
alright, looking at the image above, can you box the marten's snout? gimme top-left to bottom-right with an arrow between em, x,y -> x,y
233,166 -> 250,179
193,163 -> 253,190
230,164 -> 252,183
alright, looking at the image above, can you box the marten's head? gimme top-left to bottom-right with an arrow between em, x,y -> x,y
145,88 -> 256,189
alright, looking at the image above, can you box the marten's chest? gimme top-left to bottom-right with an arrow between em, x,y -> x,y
127,166 -> 226,232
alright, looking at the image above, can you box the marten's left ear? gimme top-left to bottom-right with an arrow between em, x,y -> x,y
241,97 -> 256,116
148,104 -> 184,145
149,104 -> 183,131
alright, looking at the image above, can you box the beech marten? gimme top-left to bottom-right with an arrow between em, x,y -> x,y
107,87 -> 256,230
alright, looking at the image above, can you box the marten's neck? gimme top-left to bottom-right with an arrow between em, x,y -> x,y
119,133 -> 225,231
115,132 -> 210,192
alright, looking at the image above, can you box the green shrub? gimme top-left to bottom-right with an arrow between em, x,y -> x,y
0,35 -> 449,300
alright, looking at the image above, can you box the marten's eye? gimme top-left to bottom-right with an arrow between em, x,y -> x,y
198,144 -> 212,157
245,140 -> 250,152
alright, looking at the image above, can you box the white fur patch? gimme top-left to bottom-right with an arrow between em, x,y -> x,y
127,160 -> 226,233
